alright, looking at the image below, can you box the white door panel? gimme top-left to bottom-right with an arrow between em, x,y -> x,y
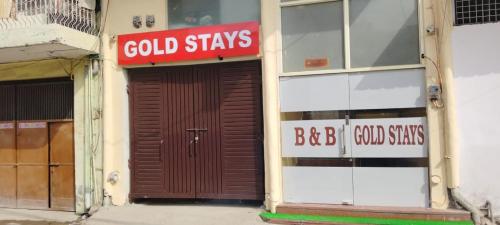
280,74 -> 349,112
349,69 -> 426,110
283,167 -> 354,204
353,167 -> 429,207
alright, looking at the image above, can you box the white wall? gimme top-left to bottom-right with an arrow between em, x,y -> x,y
452,22 -> 500,215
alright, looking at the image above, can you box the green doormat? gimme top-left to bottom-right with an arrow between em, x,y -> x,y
260,212 -> 474,225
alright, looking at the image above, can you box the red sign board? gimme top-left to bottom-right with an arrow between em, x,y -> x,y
118,21 -> 260,65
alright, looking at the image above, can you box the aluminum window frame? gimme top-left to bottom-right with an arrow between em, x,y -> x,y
278,0 -> 425,77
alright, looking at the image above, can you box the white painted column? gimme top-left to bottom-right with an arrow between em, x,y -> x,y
261,0 -> 283,213
420,0 -> 450,209
74,65 -> 87,214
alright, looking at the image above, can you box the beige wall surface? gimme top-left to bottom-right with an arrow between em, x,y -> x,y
101,0 -> 166,206
0,59 -> 75,81
0,0 -> 13,18
421,0 -> 450,209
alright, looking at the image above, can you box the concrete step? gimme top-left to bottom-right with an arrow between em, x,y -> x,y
268,203 -> 472,224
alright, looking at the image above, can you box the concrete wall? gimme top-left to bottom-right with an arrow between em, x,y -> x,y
452,22 -> 500,215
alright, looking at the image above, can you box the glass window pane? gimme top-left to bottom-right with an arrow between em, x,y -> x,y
282,2 -> 344,72
350,0 -> 420,68
219,0 -> 260,24
168,0 -> 260,29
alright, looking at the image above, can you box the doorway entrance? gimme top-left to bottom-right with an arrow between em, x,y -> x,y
280,69 -> 430,207
0,80 -> 75,211
129,61 -> 264,200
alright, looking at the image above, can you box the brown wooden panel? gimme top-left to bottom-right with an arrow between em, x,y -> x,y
17,121 -> 49,209
0,121 -> 17,208
0,166 -> 17,208
193,65 -> 223,198
17,122 -> 49,164
219,61 -> 264,200
50,122 -> 74,164
49,122 -> 75,211
50,166 -> 75,211
129,72 -> 166,196
17,165 -> 49,209
0,122 -> 16,164
163,67 -> 196,197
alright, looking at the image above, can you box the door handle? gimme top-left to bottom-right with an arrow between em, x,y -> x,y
186,128 -> 208,132
159,139 -> 164,162
341,125 -> 347,157
189,138 -> 195,157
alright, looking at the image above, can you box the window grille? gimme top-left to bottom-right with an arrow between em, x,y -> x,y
455,0 -> 500,25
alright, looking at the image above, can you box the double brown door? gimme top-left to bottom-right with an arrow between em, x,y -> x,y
130,61 -> 264,200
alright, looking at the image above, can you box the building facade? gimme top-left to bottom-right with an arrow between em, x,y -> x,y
0,0 -> 103,214
2,0 -> 499,222
100,0 -> 452,214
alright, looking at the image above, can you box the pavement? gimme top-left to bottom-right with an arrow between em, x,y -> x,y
0,208 -> 79,225
84,201 -> 268,225
0,201 -> 269,225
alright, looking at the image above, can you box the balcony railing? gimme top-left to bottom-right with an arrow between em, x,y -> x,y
0,0 -> 98,35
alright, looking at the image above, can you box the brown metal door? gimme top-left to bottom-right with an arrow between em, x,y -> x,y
49,122 -> 75,211
192,61 -> 264,200
193,65 -> 223,198
130,69 -> 197,199
218,61 -> 264,200
0,121 -> 17,208
162,68 -> 196,198
130,61 -> 264,200
129,72 -> 167,198
16,121 -> 49,209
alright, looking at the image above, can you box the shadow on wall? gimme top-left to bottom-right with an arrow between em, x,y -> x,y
349,0 -> 420,68
347,0 -> 425,107
350,69 -> 426,108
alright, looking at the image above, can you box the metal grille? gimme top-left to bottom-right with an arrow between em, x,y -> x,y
455,0 -> 500,25
0,85 -> 16,121
0,0 -> 98,35
16,81 -> 74,121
